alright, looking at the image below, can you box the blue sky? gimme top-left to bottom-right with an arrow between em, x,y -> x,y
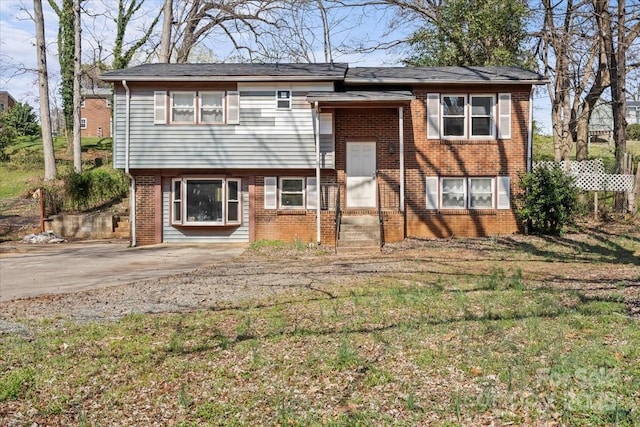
0,0 -> 553,133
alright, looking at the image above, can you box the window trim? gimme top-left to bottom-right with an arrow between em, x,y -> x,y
80,118 -> 87,129
426,176 -> 508,210
279,177 -> 305,209
171,177 -> 242,226
170,91 -> 196,124
440,94 -> 467,140
198,91 -> 225,124
154,91 -> 167,124
469,94 -> 496,139
276,89 -> 292,110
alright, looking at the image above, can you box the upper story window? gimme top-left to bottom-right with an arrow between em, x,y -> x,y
199,91 -> 224,124
276,90 -> 291,109
427,93 -> 510,140
171,91 -> 196,123
155,91 -> 239,125
80,118 -> 87,129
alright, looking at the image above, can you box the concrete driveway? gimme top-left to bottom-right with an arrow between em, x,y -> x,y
0,241 -> 247,301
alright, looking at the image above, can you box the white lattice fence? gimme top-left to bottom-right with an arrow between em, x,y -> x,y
532,159 -> 635,192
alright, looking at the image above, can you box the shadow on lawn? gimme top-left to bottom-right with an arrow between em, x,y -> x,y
498,227 -> 640,266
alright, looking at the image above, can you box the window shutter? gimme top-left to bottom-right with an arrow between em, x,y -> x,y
497,176 -> 511,209
319,113 -> 332,134
264,177 -> 277,209
306,177 -> 318,209
227,91 -> 240,124
426,93 -> 440,139
425,177 -> 439,209
154,91 -> 166,124
498,93 -> 511,139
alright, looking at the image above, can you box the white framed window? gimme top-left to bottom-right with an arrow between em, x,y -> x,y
441,95 -> 466,138
154,91 -> 167,124
171,177 -> 242,226
276,90 -> 291,109
80,100 -> 86,108
427,93 -> 510,140
470,95 -> 495,138
199,91 -> 225,124
106,97 -> 112,108
80,118 -> 87,129
279,177 -> 305,208
170,91 -> 196,123
426,176 -> 510,210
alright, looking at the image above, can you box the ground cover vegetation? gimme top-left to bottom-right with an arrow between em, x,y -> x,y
1,226 -> 638,425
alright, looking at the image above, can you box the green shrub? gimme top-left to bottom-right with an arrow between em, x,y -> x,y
64,168 -> 128,211
516,164 -> 579,235
627,123 -> 640,141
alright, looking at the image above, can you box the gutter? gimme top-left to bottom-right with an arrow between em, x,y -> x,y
399,107 -> 405,213
314,101 -> 321,246
527,87 -> 534,172
122,79 -> 136,247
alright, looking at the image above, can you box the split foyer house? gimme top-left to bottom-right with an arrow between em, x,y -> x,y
101,63 -> 546,247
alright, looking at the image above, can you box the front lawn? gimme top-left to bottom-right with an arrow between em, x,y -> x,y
1,227 -> 638,426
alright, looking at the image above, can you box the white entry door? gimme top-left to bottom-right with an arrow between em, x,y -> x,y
346,141 -> 376,208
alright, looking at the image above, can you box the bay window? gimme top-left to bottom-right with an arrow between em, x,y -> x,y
171,178 -> 241,226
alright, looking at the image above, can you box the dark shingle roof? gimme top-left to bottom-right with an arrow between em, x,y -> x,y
307,91 -> 415,103
101,63 -> 348,82
346,66 -> 546,84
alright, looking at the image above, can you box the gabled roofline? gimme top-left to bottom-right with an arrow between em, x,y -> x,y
102,75 -> 344,82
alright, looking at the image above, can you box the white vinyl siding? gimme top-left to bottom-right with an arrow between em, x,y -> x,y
154,91 -> 166,124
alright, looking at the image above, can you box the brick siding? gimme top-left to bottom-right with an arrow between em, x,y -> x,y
134,175 -> 156,245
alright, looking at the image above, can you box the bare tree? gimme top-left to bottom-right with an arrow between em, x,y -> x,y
33,0 -> 57,181
159,0 -> 173,63
111,0 -> 162,69
73,0 -> 82,172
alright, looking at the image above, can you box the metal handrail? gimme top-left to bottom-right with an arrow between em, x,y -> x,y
377,172 -> 385,250
334,185 -> 341,254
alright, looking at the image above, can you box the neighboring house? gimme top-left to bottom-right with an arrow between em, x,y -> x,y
80,87 -> 112,138
101,63 -> 546,247
0,91 -> 16,114
589,101 -> 614,142
627,101 -> 640,125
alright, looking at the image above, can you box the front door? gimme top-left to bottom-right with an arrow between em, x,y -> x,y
346,141 -> 376,208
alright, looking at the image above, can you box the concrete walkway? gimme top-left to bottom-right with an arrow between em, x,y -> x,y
0,240 -> 247,301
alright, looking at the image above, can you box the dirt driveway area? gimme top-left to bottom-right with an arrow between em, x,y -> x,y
0,241 -> 246,301
0,224 -> 638,336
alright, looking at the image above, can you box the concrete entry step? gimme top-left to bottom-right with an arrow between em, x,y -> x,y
337,215 -> 380,253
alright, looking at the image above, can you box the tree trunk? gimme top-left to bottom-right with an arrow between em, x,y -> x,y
575,104 -> 590,161
611,0 -> 627,175
159,0 -> 173,63
73,0 -> 82,173
34,0 -> 57,181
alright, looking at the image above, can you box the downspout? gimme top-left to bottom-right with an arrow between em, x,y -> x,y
122,79 -> 136,247
527,87 -> 534,172
399,106 -> 405,213
314,101 -> 321,246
